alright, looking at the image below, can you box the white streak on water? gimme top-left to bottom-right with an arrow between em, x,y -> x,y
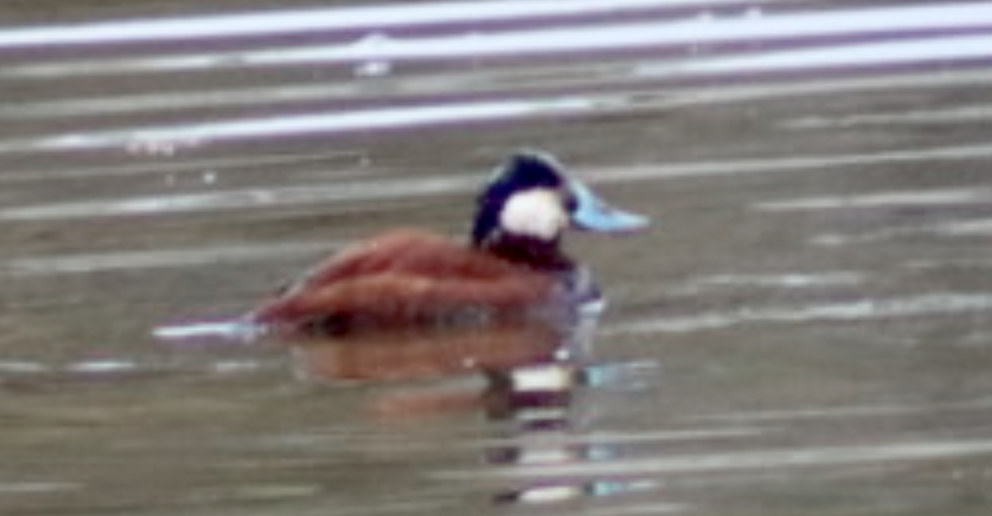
574,501 -> 687,516
596,143 -> 992,183
0,0 -> 723,48
667,68 -> 992,111
613,293 -> 992,335
677,272 -> 863,294
676,33 -> 992,76
7,3 -> 992,76
0,241 -> 335,275
756,188 -> 992,212
935,218 -> 992,237
0,175 -> 473,221
152,320 -> 264,342
0,150 -> 359,183
0,360 -> 51,374
475,427 -> 768,451
811,216 -> 992,247
257,6 -> 992,66
691,398 -> 992,424
0,97 -> 592,154
67,360 -> 140,374
0,81 -> 369,121
784,104 -> 992,129
463,438 -> 992,478
906,258 -> 992,272
0,482 -> 81,495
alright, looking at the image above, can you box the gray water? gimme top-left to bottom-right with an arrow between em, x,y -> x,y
3,0 -> 992,514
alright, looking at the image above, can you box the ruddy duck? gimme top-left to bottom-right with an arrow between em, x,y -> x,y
251,151 -> 647,334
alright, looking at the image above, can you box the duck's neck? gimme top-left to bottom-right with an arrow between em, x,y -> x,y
478,232 -> 575,272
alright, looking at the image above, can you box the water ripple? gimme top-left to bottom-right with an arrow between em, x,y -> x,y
0,481 -> 81,495
670,32 -> 992,77
0,0 -> 728,48
0,97 -> 593,154
811,216 -> 992,247
474,438 -> 992,478
0,241 -> 334,276
692,398 -> 992,424
675,272 -> 864,294
784,103 -> 992,129
0,175 -> 473,220
614,292 -> 992,335
756,187 -> 992,212
7,3 -> 992,76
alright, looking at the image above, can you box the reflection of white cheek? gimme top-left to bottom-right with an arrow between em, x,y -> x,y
500,190 -> 566,240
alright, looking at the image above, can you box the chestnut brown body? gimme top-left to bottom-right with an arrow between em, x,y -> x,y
253,230 -> 558,333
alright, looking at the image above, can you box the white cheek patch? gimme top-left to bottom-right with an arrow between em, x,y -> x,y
499,189 -> 567,240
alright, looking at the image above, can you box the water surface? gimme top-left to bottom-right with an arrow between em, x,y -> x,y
2,0 -> 992,514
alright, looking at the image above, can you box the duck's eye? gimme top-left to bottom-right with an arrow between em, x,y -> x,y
563,190 -> 579,213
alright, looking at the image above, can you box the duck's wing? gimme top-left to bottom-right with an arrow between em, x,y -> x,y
253,270 -> 554,329
252,230 -> 554,329
282,230 -> 517,294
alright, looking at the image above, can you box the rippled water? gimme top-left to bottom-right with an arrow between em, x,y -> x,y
3,0 -> 992,514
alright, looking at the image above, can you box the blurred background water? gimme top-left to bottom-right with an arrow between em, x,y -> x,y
2,0 -> 992,514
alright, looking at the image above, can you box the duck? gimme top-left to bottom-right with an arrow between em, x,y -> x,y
250,151 -> 648,336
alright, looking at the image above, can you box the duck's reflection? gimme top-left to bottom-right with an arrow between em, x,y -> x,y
287,311 -> 595,414
292,322 -> 565,384
285,313 -> 662,508
484,357 -> 663,508
288,319 -> 573,417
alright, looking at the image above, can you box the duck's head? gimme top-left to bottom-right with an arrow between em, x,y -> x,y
472,152 -> 649,250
